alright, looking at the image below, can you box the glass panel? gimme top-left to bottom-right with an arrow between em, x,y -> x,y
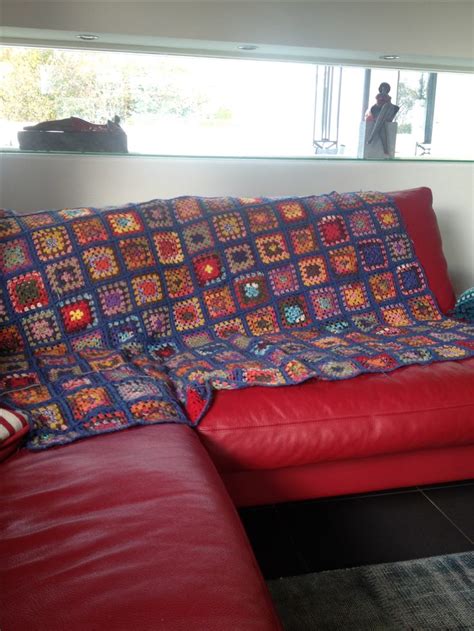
0,45 -> 472,160
431,72 -> 474,160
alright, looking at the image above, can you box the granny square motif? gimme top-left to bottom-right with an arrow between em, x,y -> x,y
1,191 -> 474,451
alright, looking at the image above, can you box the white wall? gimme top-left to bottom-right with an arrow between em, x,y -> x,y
1,153 -> 473,293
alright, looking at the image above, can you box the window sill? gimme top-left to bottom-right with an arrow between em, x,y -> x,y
1,149 -> 473,163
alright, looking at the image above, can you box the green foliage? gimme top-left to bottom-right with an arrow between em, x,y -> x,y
397,82 -> 419,124
0,47 -> 56,121
397,123 -> 412,134
0,47 -> 215,124
213,106 -> 233,121
396,73 -> 429,126
417,75 -> 427,100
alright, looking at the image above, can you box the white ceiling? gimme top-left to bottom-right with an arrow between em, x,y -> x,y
1,1 -> 473,72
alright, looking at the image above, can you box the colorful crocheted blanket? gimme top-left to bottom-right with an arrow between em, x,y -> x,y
1,192 -> 474,450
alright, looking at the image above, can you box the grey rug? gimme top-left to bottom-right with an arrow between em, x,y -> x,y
268,552 -> 474,630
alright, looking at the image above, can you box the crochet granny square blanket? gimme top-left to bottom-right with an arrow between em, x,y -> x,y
1,191 -> 474,450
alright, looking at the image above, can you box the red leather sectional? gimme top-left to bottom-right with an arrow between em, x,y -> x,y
1,425 -> 281,630
1,187 -> 473,630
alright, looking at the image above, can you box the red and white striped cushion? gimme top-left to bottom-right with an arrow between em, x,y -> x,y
0,406 -> 29,462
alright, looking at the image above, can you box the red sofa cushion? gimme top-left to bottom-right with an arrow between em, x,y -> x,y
196,187 -> 468,475
390,187 -> 455,313
0,425 -> 280,631
197,358 -> 474,473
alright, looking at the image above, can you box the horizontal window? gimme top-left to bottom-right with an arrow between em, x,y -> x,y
0,45 -> 472,160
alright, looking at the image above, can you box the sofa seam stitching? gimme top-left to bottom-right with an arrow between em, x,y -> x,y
198,401 -> 474,432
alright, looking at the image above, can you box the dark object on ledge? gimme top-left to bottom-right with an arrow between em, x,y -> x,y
18,115 -> 128,153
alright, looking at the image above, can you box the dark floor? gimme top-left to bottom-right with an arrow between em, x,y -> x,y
239,479 -> 474,580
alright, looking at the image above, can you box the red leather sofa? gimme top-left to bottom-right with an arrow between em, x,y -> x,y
198,188 -> 474,506
1,187 -> 473,630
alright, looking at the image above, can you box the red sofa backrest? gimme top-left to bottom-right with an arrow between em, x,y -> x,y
391,187 -> 455,314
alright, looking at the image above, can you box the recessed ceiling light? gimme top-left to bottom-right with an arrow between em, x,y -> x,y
380,55 -> 400,61
76,34 -> 99,41
238,45 -> 258,51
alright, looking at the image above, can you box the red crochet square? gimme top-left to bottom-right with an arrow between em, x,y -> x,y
318,215 -> 349,246
7,271 -> 49,313
72,217 -> 108,246
60,298 -> 94,333
193,253 -> 226,286
153,232 -> 184,264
